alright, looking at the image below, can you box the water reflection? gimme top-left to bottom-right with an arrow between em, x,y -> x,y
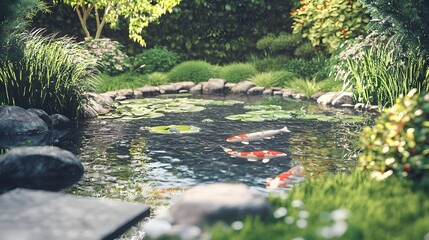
55,95 -> 370,213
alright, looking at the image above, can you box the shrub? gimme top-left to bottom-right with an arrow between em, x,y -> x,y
294,41 -> 316,59
256,32 -> 302,56
359,89 -> 429,187
291,0 -> 370,52
167,60 -> 216,83
81,38 -> 131,75
249,72 -> 282,88
338,35 -> 429,108
146,72 -> 169,86
284,77 -> 321,97
318,77 -> 344,92
132,47 -> 179,74
218,63 -> 257,83
0,30 -> 97,119
283,54 -> 329,80
253,56 -> 291,72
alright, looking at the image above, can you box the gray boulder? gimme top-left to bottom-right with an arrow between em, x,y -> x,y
247,86 -> 265,95
231,81 -> 255,94
159,84 -> 178,94
136,86 -> 160,96
190,83 -> 203,93
317,92 -> 340,105
0,106 -> 48,135
0,146 -> 83,191
27,108 -> 53,129
175,81 -> 195,91
49,114 -> 70,130
332,92 -> 354,106
203,78 -> 226,94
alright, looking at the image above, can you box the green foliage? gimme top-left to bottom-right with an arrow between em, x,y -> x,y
211,172 -> 429,240
0,0 -> 46,45
256,33 -> 302,56
133,47 -> 179,74
141,0 -> 297,63
294,41 -> 316,59
81,38 -> 131,76
338,36 -> 429,108
284,78 -> 321,97
253,56 -> 291,72
95,72 -> 146,93
146,72 -> 170,86
218,63 -> 257,83
291,0 -> 370,52
53,0 -> 181,46
360,0 -> 429,56
318,77 -> 343,92
283,54 -> 330,80
359,89 -> 429,187
167,60 -> 216,83
0,30 -> 97,119
249,71 -> 297,88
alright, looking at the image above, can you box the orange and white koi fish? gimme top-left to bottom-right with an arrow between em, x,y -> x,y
266,166 -> 306,188
221,146 -> 287,163
226,126 -> 291,144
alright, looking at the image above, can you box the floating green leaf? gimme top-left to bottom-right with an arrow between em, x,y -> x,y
148,125 -> 201,134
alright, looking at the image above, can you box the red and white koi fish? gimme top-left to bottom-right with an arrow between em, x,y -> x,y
221,146 -> 287,163
226,126 -> 291,144
266,166 -> 306,188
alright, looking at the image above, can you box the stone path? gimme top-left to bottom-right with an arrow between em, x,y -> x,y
0,189 -> 150,240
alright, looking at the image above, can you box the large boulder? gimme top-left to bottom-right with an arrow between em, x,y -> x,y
0,146 -> 83,191
203,78 -> 226,94
231,81 -> 255,94
332,92 -> 354,106
144,183 -> 270,239
317,92 -> 340,105
27,108 -> 53,129
49,114 -> 71,130
0,106 -> 48,135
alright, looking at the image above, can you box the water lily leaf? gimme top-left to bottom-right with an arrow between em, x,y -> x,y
244,105 -> 282,111
148,125 -> 201,134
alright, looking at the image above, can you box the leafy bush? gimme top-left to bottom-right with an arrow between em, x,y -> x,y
167,60 -> 216,83
132,47 -> 179,74
294,41 -> 316,59
359,89 -> 429,187
146,72 -> 169,86
0,30 -> 97,119
291,0 -> 370,52
253,56 -> 291,72
218,63 -> 258,83
338,35 -> 429,108
81,38 -> 131,75
283,54 -> 329,80
256,32 -> 302,56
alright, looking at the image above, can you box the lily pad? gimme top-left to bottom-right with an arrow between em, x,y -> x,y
148,125 -> 201,134
243,105 -> 282,111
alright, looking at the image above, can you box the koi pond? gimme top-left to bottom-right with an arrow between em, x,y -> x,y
52,94 -> 369,214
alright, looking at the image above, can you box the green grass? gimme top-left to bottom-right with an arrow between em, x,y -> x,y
218,63 -> 258,83
211,172 -> 429,240
284,78 -> 321,97
95,72 -> 147,92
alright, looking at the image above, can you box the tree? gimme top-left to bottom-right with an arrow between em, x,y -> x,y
54,0 -> 181,46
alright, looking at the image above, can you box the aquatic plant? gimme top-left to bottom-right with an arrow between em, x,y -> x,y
148,125 -> 201,134
0,30 -> 97,119
359,89 -> 429,187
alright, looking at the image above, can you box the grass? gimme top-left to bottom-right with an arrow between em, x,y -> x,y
95,72 -> 147,92
218,63 -> 258,83
210,171 -> 429,240
284,78 -> 322,97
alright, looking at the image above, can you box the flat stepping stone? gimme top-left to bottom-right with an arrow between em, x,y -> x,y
0,189 -> 150,240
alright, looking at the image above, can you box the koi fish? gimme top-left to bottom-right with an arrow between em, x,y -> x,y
266,166 -> 306,188
226,126 -> 291,144
221,146 -> 287,163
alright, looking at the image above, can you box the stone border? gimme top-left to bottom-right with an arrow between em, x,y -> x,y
84,78 -> 380,118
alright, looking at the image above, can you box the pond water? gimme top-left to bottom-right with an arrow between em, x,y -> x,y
52,94 -> 368,213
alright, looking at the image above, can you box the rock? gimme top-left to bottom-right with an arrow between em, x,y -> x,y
0,146 -> 83,191
167,183 -> 270,226
116,89 -> 134,99
49,114 -> 70,130
115,95 -> 127,101
317,92 -> 340,105
27,108 -> 53,129
82,105 -> 99,119
203,78 -> 226,94
175,81 -> 195,91
133,89 -> 143,97
311,92 -> 325,101
190,83 -> 203,93
0,106 -> 48,135
340,104 -> 355,108
332,92 -> 354,106
100,91 -> 117,100
159,84 -> 178,94
224,82 -> 236,92
282,89 -> 296,98
247,86 -> 265,95
231,81 -> 255,94
292,93 -> 307,99
263,88 -> 274,95
179,89 -> 189,94
136,86 -> 160,96
273,90 -> 284,96
354,103 -> 365,110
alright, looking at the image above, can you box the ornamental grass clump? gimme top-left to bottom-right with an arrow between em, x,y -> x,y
0,30 -> 97,119
168,60 -> 216,83
218,63 -> 257,83
359,89 -> 429,187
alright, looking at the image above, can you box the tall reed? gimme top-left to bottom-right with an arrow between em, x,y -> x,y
340,36 -> 429,108
0,29 -> 98,119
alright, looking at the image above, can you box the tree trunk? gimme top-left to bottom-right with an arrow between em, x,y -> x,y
76,4 -> 94,39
